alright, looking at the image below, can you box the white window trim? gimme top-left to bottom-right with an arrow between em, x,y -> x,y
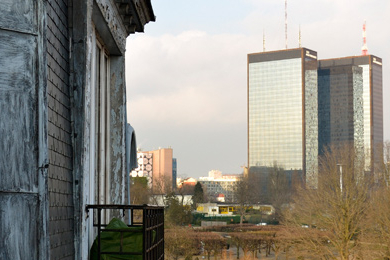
89,23 -> 111,225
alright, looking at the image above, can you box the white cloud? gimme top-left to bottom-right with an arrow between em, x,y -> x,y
125,31 -> 258,176
125,0 -> 390,177
126,31 -> 256,127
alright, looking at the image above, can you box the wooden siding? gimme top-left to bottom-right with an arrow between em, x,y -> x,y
0,0 -> 49,259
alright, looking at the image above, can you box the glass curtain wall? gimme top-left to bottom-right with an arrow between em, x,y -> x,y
248,57 -> 303,170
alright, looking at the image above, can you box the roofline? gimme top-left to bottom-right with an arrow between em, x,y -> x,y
248,47 -> 317,57
319,54 -> 382,62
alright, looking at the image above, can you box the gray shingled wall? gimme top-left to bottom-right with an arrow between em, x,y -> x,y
47,0 -> 75,258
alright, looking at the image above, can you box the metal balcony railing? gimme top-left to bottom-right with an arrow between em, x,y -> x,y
86,204 -> 164,260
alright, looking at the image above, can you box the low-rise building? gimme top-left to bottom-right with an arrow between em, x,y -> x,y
198,171 -> 242,202
196,203 -> 275,216
177,177 -> 197,191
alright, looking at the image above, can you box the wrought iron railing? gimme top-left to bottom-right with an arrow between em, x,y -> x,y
86,204 -> 164,260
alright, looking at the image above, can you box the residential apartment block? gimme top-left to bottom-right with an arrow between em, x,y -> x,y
198,170 -> 241,202
131,148 -> 176,193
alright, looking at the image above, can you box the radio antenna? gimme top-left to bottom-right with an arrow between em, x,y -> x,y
285,0 -> 288,49
361,20 -> 368,55
299,24 -> 302,48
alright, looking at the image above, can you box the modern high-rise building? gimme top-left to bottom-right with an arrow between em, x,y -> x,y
317,64 -> 364,161
318,55 -> 383,172
130,147 -> 175,193
248,48 -> 319,187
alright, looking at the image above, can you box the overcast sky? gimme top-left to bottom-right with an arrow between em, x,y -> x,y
125,0 -> 390,179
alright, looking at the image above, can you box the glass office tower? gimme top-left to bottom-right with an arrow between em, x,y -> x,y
318,65 -> 364,172
318,55 -> 383,172
248,48 -> 318,188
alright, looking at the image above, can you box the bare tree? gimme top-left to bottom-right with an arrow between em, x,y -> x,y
165,228 -> 198,260
149,175 -> 173,205
268,164 -> 291,221
176,178 -> 195,206
130,176 -> 150,205
360,142 -> 390,258
233,176 -> 256,225
283,144 -> 373,260
195,232 -> 226,260
364,180 -> 390,259
374,141 -> 390,186
164,192 -> 192,227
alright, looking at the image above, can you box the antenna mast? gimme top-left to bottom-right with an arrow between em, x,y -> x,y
299,25 -> 302,48
263,30 -> 266,52
285,0 -> 288,49
361,20 -> 368,55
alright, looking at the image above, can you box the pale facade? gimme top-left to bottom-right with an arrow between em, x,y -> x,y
198,172 -> 241,202
131,148 -> 175,193
131,151 -> 154,178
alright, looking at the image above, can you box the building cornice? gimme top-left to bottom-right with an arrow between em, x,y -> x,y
115,0 -> 155,35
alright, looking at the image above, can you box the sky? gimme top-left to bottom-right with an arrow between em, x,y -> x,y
125,0 -> 390,179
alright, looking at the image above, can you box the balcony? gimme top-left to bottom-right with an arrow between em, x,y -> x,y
86,204 -> 164,260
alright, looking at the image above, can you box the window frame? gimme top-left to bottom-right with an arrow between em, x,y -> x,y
90,23 -> 111,210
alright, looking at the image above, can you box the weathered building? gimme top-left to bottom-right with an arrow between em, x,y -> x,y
0,0 -> 154,259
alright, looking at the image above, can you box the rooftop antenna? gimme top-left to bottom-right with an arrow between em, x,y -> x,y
285,0 -> 288,49
263,29 -> 266,52
361,20 -> 368,55
299,24 -> 302,48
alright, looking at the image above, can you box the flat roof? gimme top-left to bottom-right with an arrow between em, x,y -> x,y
248,48 -> 317,63
319,55 -> 382,68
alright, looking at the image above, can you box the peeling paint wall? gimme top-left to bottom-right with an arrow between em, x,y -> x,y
70,0 -> 93,258
1,0 -> 154,259
0,195 -> 39,259
0,31 -> 38,191
109,56 -> 126,204
95,0 -> 127,54
70,0 -> 132,256
0,0 -> 49,259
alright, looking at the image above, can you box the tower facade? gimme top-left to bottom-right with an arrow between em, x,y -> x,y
248,48 -> 319,188
318,65 -> 364,153
318,55 -> 383,172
